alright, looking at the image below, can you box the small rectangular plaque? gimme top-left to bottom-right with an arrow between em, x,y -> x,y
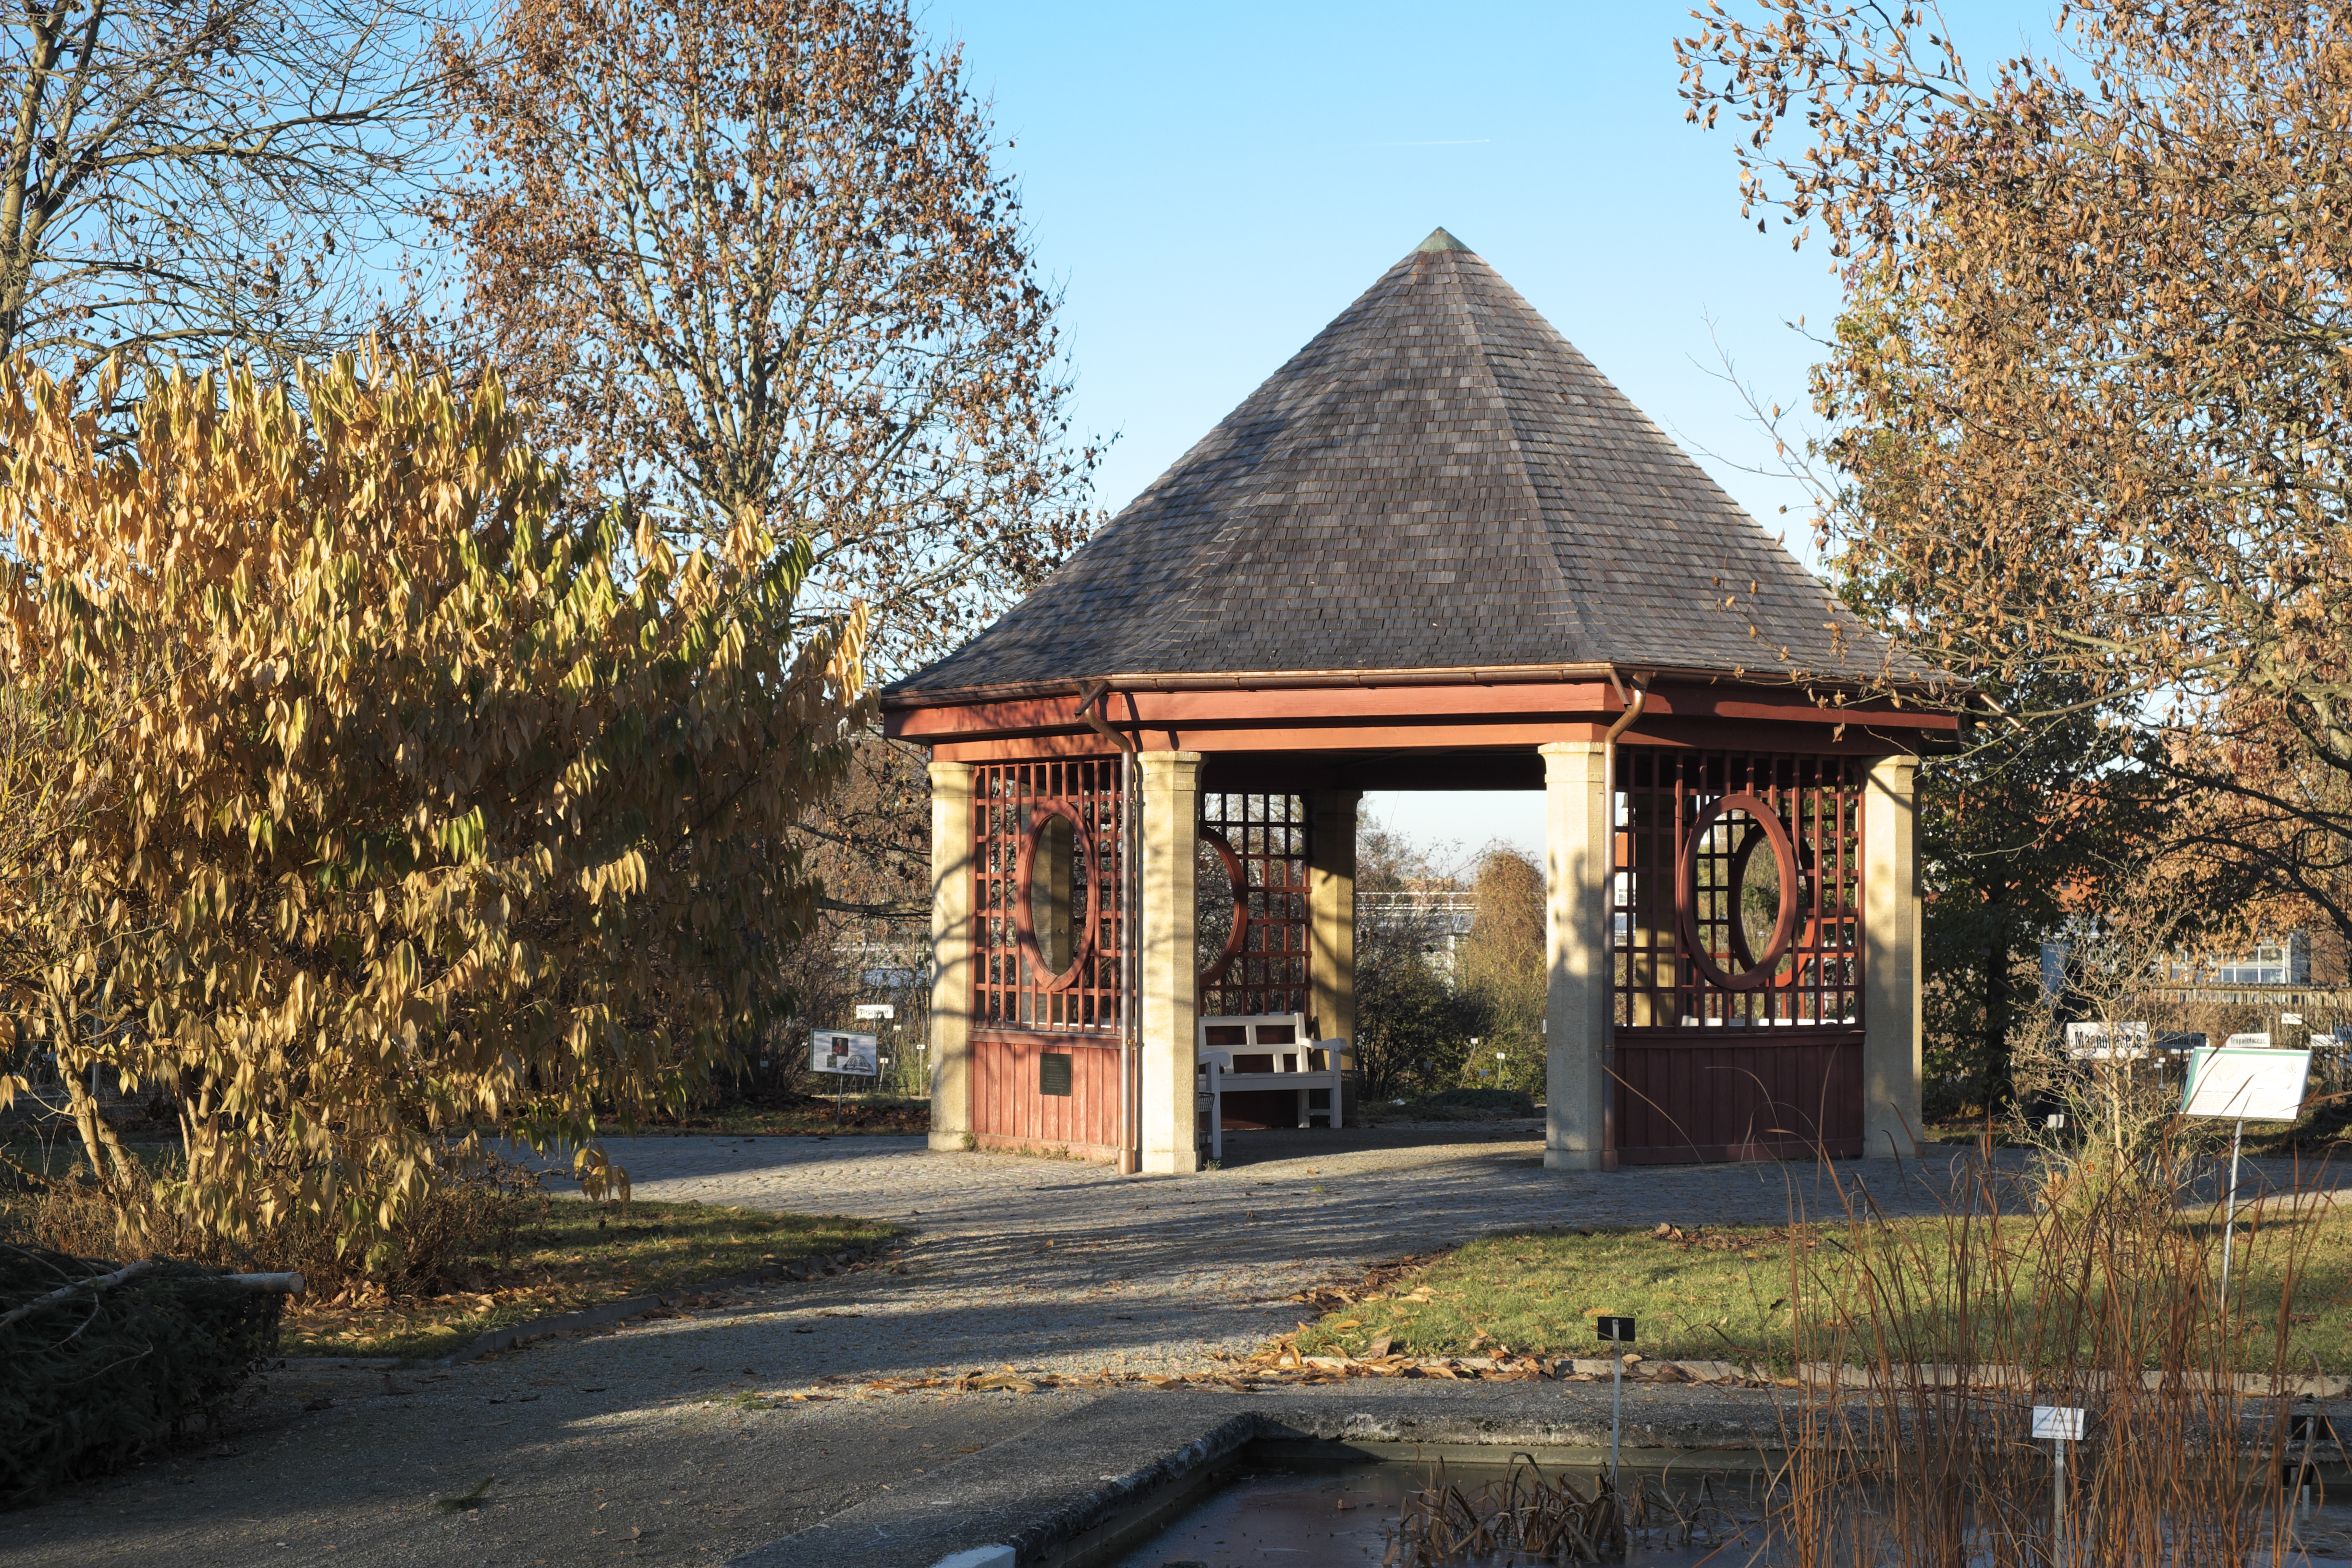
1040,1052 -> 1073,1097
2031,1405 -> 2086,1441
855,1003 -> 895,1020
2065,1021 -> 2149,1059
1595,1315 -> 1636,1344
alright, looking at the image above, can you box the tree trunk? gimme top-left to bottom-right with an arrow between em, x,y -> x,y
1983,884 -> 2014,1112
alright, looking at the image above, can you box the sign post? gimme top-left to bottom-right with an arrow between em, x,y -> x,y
855,1005 -> 895,1091
2180,1041 -> 2312,1313
1596,1315 -> 1635,1490
2033,1405 -> 2085,1559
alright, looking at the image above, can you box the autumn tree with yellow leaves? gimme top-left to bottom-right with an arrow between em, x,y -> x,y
1681,1 -> 2352,951
0,353 -> 866,1258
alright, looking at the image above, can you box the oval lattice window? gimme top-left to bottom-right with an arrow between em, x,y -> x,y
1195,828 -> 1250,987
1675,791 -> 1802,992
1015,802 -> 1096,992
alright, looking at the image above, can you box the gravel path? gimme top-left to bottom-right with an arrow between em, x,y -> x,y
5,1126 -> 2336,1565
527,1123 -> 2018,1381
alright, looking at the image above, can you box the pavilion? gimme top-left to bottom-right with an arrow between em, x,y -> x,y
882,229 -> 1956,1175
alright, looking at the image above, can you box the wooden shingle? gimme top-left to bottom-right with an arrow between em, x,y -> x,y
889,229 -> 1933,699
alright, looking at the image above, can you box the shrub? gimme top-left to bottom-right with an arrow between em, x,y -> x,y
0,1249 -> 285,1507
3,1155 -> 547,1302
0,354 -> 867,1265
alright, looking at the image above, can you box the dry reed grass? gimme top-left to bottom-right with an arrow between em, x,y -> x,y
1768,1111 -> 2343,1566
1383,1456 -> 1750,1565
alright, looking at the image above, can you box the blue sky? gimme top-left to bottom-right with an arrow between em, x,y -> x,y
928,0 -> 2058,857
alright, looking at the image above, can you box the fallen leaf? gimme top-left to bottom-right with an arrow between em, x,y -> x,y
434,1476 -> 496,1512
968,1374 -> 1037,1393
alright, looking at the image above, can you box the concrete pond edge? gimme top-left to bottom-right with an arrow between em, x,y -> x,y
733,1375 -> 2352,1568
731,1383 -> 1795,1568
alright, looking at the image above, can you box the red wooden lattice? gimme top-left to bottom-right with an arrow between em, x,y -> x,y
1197,793 -> 1310,1020
973,759 -> 1125,1033
1611,752 -> 1862,1029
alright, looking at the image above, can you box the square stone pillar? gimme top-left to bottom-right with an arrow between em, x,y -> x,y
926,760 -> 977,1152
1862,754 -> 1923,1158
1307,789 -> 1361,1116
1542,741 -> 1613,1171
1139,751 -> 1205,1174
1307,790 -> 1360,1041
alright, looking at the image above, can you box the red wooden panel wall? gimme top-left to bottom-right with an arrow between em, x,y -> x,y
1613,1032 -> 1865,1164
972,1030 -> 1120,1153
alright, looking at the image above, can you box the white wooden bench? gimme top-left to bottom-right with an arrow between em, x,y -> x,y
1196,1012 -> 1347,1162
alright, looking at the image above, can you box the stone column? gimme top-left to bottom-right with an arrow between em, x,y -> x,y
926,760 -> 976,1153
1306,790 -> 1360,1040
1139,751 -> 1205,1174
1862,753 -> 1923,1158
1307,789 -> 1361,1116
1542,741 -> 1613,1171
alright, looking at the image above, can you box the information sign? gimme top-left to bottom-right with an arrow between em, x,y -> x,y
2032,1405 -> 2086,1442
810,1030 -> 879,1076
2225,1032 -> 2273,1051
1595,1316 -> 1636,1344
854,1003 -> 895,1021
2181,1045 -> 2312,1122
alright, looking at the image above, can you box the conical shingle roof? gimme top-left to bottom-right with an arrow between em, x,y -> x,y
890,230 -> 1930,700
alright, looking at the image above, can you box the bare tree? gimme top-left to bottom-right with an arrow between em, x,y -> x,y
0,0 -> 452,376
441,0 -> 1098,676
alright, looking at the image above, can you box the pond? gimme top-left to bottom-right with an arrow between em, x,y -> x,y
1102,1460 -> 1758,1568
1098,1457 -> 2352,1568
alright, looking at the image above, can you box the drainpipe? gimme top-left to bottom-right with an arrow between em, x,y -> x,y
1078,682 -> 1143,1176
1600,672 -> 1649,1175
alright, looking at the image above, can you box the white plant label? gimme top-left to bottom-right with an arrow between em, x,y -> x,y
2225,1032 -> 2273,1050
2031,1406 -> 2086,1441
811,1030 -> 879,1076
2064,1021 -> 2149,1059
854,1003 -> 895,1020
2181,1045 -> 2311,1122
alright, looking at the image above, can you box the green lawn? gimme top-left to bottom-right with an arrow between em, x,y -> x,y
282,1196 -> 894,1360
1293,1212 -> 2352,1372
